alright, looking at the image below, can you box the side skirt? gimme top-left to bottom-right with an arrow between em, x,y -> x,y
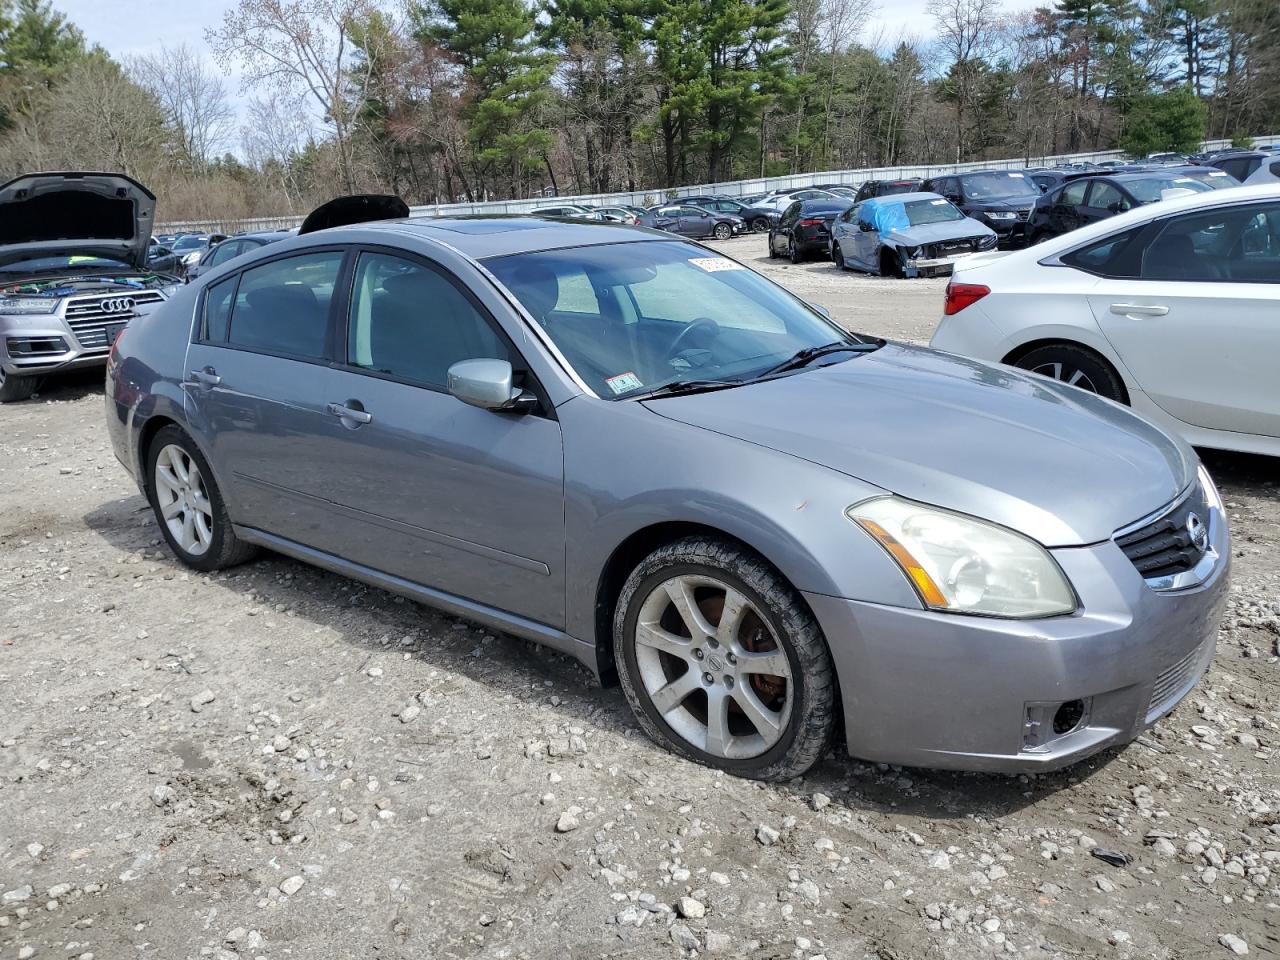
232,525 -> 600,677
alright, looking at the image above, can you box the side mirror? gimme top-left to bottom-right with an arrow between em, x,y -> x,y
447,358 -> 534,412
860,222 -> 874,232
701,211 -> 709,217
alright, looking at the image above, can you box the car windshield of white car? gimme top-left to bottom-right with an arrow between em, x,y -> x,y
960,172 -> 1039,200
486,240 -> 862,399
903,200 -> 965,226
1126,176 -> 1211,204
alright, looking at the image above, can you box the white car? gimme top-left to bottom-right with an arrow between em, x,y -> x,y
930,183 -> 1280,458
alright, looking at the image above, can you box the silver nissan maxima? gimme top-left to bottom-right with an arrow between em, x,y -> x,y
105,210 -> 1229,780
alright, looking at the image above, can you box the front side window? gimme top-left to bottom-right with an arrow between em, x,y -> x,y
226,250 -> 343,360
1086,181 -> 1126,211
1141,202 -> 1280,283
485,240 -> 858,399
208,241 -> 243,267
346,252 -> 509,388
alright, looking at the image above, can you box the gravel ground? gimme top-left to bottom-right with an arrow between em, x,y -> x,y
2,234 -> 1279,960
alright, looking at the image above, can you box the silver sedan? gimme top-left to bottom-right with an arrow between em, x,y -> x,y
105,212 -> 1228,780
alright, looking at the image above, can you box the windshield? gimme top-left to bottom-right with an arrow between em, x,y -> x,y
903,199 -> 965,226
172,236 -> 207,251
1126,176 -> 1212,204
1181,170 -> 1237,189
486,240 -> 857,399
961,172 -> 1039,201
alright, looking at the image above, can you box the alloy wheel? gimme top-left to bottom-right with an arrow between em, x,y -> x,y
1030,361 -> 1098,393
633,574 -> 793,760
153,443 -> 214,556
714,223 -> 732,240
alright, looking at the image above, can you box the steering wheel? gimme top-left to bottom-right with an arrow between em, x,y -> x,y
665,317 -> 722,364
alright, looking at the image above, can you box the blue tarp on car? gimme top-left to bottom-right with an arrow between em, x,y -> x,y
862,197 -> 912,234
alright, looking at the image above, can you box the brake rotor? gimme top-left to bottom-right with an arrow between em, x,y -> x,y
699,594 -> 787,703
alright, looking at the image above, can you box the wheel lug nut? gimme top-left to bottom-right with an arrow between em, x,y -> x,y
726,653 -> 737,664
724,676 -> 734,689
702,672 -> 714,685
693,649 -> 704,660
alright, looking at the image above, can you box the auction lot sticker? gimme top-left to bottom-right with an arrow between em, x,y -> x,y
689,257 -> 745,272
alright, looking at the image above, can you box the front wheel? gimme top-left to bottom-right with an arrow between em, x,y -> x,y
713,222 -> 732,241
0,368 -> 37,403
831,242 -> 846,270
750,218 -> 770,233
614,537 -> 836,781
1013,344 -> 1128,403
147,425 -> 257,571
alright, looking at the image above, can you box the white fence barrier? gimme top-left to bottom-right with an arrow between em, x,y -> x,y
156,135 -> 1279,235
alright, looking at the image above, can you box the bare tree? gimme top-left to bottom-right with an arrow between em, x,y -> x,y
207,0 -> 390,193
128,45 -> 234,171
241,90 -> 315,210
930,0 -> 1002,161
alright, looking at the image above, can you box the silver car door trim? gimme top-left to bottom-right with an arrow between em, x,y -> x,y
231,471 -> 551,576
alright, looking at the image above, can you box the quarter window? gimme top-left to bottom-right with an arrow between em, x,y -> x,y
226,250 -> 343,360
345,252 -> 509,388
203,275 -> 237,342
1060,226 -> 1147,278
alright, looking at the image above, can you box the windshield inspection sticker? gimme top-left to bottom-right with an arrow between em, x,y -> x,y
930,199 -> 948,205
1008,172 -> 1025,177
1208,171 -> 1228,177
605,371 -> 644,394
688,257 -> 745,273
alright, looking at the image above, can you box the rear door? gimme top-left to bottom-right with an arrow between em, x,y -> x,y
183,248 -> 348,545
313,248 -> 567,627
1052,180 -> 1090,234
1087,199 -> 1280,437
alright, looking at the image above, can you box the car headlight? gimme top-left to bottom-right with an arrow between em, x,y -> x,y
847,497 -> 1077,618
0,296 -> 59,315
986,211 -> 1017,221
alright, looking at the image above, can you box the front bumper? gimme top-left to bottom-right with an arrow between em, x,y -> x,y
1,330 -> 110,377
805,510 -> 1229,773
903,252 -> 984,278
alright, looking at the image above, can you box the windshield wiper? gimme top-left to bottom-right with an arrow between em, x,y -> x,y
627,378 -> 740,401
756,340 -> 883,378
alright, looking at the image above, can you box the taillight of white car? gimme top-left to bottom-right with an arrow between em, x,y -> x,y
943,280 -> 991,316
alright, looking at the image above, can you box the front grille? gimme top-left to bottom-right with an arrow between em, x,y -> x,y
926,236 -> 986,257
1116,483 -> 1211,580
1149,640 -> 1210,714
65,291 -> 164,349
1015,209 -> 1031,222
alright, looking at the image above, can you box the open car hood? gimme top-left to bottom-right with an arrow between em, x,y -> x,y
0,172 -> 156,270
298,194 -> 410,234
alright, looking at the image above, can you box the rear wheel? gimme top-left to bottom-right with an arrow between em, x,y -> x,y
0,368 -> 37,403
614,537 -> 836,781
1013,344 -> 1128,403
713,222 -> 732,241
788,237 -> 805,264
831,241 -> 846,270
750,218 -> 770,233
147,425 -> 257,571
766,233 -> 779,258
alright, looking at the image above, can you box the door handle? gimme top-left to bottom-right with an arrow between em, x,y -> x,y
188,368 -> 220,386
1110,303 -> 1169,317
327,402 -> 373,425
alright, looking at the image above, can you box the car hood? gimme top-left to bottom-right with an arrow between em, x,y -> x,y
642,343 -> 1195,546
966,199 -> 1037,212
882,217 -> 994,245
0,172 -> 156,269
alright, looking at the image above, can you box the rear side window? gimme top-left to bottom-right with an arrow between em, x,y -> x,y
346,252 -> 509,389
1060,226 -> 1147,278
1060,180 -> 1089,205
1086,181 -> 1127,211
203,276 -> 237,342
226,251 -> 343,360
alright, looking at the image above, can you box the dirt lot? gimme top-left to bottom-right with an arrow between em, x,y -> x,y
2,234 -> 1279,960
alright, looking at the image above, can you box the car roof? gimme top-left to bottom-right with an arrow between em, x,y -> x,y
797,198 -> 853,211
338,215 -> 678,260
862,191 -> 946,206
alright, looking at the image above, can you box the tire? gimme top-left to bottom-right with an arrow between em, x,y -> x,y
613,536 -> 836,781
831,242 -> 846,270
880,249 -> 903,279
750,218 -> 769,234
788,237 -> 805,264
0,368 -> 37,403
146,424 -> 257,571
1030,230 -> 1053,245
1013,344 -> 1128,403
713,222 -> 732,241
766,233 -> 779,258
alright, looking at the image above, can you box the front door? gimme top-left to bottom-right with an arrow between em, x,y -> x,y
183,249 -> 347,546
1089,199 -> 1280,437
313,249 -> 567,629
